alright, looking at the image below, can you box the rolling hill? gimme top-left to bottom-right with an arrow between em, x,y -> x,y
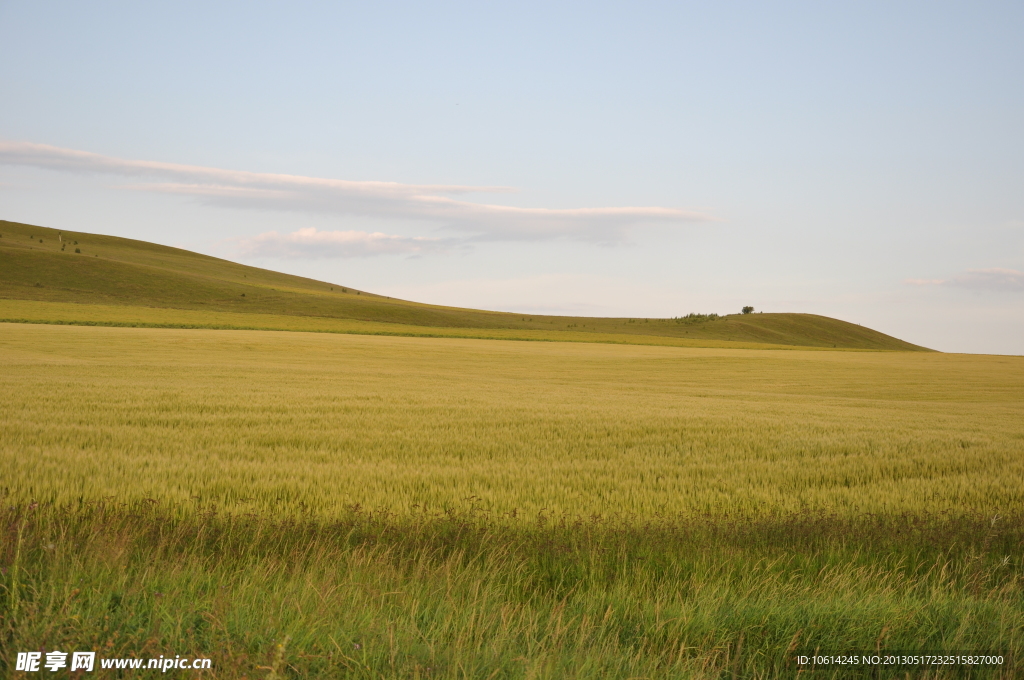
0,219 -> 929,350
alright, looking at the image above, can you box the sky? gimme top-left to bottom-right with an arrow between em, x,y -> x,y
1,1 -> 1022,354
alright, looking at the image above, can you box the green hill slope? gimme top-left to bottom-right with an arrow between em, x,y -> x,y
0,219 -> 929,350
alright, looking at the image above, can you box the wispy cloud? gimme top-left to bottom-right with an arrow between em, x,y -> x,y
232,227 -> 452,259
0,140 -> 715,243
906,268 -> 1024,292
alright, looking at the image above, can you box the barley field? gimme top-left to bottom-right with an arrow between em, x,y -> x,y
2,323 -> 1023,678
2,323 -> 1020,517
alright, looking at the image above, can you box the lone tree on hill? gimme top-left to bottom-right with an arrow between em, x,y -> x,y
742,306 -> 754,314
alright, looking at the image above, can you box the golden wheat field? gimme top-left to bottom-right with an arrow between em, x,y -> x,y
3,322 -> 1022,518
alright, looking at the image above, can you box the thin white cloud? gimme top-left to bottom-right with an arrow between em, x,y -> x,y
232,227 -> 451,259
906,268 -> 1024,292
0,141 -> 507,195
0,140 -> 715,243
951,268 -> 1024,292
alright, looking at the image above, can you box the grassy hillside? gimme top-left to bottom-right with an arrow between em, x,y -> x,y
0,219 -> 928,350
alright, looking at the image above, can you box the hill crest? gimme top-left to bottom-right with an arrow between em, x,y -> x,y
0,219 -> 930,351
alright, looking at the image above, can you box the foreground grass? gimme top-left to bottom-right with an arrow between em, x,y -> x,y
2,503 -> 1021,678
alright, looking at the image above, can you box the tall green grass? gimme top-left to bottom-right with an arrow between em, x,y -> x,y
3,502 -> 1021,678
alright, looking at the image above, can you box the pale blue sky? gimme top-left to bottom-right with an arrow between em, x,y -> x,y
1,1 -> 1022,353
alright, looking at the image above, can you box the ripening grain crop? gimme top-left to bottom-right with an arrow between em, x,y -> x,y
2,323 -> 1023,678
2,323 -> 1022,517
